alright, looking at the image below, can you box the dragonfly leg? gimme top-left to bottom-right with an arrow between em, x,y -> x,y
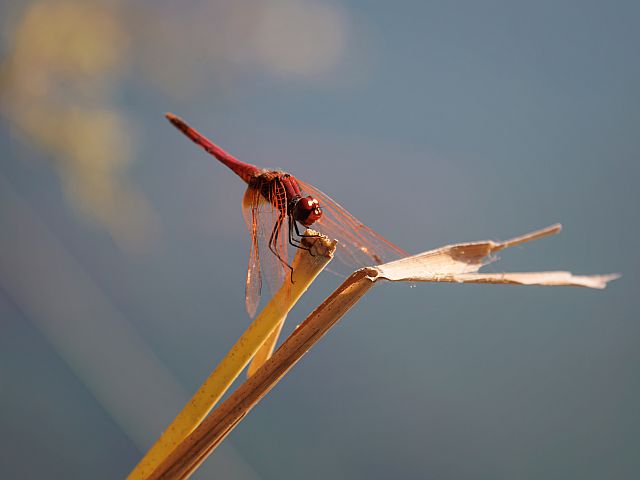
292,218 -> 321,239
291,219 -> 320,257
288,215 -> 311,251
268,212 -> 294,275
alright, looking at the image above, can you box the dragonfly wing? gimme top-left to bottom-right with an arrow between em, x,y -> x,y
296,179 -> 408,271
242,187 -> 262,318
241,180 -> 290,317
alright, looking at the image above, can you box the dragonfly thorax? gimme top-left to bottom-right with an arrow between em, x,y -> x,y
291,195 -> 322,227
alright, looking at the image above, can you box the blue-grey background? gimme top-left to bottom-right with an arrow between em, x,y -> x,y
1,1 -> 637,478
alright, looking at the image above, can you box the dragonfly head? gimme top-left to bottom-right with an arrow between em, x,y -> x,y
293,195 -> 322,226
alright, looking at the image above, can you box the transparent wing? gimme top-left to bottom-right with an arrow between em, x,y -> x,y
242,187 -> 263,318
241,180 -> 290,317
296,178 -> 407,272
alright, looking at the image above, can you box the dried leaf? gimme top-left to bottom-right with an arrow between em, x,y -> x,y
416,272 -> 619,289
376,224 -> 561,279
375,224 -> 618,288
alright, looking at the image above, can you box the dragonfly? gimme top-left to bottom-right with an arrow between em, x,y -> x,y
166,113 -> 407,317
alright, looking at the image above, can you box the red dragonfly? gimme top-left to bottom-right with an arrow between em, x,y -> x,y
166,113 -> 407,317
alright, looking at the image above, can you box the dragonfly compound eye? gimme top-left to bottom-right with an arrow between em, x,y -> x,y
294,196 -> 322,226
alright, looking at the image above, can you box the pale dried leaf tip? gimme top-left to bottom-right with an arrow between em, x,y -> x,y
375,224 -> 618,289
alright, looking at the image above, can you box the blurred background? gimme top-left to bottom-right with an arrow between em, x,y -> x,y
1,0 -> 638,478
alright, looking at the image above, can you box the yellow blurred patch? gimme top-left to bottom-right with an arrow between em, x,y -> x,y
2,1 -> 156,252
